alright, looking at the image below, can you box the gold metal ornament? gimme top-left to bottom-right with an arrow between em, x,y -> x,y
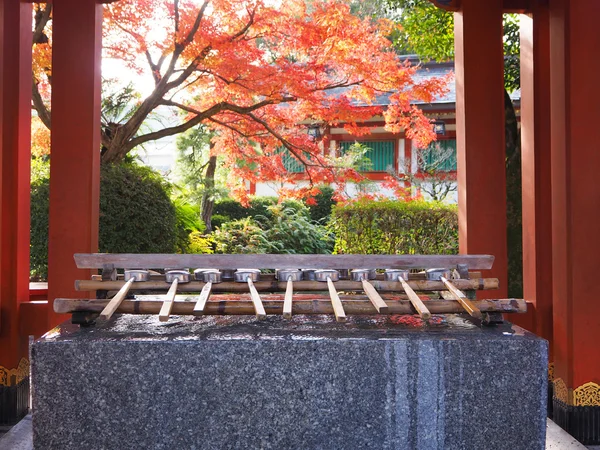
0,358 -> 29,387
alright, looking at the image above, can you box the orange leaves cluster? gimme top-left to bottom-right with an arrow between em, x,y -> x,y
31,116 -> 51,157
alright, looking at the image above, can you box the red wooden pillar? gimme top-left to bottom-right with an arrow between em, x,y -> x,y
454,0 -> 507,297
549,0 -> 600,443
0,0 -> 33,424
516,1 -> 553,343
48,0 -> 102,327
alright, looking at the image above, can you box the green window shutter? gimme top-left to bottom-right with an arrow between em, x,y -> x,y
419,139 -> 457,172
279,147 -> 306,173
339,140 -> 395,172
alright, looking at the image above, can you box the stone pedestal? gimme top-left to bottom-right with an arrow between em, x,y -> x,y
32,315 -> 547,450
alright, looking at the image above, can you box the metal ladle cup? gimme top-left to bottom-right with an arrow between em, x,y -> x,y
193,270 -> 221,316
160,270 -> 191,322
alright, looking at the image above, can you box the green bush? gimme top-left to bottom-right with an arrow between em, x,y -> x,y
172,198 -> 205,253
212,196 -> 278,225
30,162 -> 181,279
330,199 -> 458,255
212,204 -> 333,254
210,214 -> 230,229
276,199 -> 309,219
247,196 -> 278,218
188,231 -> 214,254
212,193 -> 335,226
211,218 -> 275,254
30,175 -> 50,280
99,163 -> 177,254
307,185 -> 337,223
211,198 -> 248,222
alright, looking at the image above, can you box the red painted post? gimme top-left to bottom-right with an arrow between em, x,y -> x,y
0,0 -> 32,371
454,0 -> 508,298
47,0 -> 102,327
549,0 -> 600,440
516,1 -> 553,343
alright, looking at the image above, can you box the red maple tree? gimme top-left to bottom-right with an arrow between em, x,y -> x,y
32,0 -> 448,201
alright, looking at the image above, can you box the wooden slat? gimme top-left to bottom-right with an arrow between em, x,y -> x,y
361,280 -> 389,313
326,277 -> 347,322
283,278 -> 293,319
440,276 -> 482,319
98,278 -> 135,320
192,282 -> 212,316
74,253 -> 495,270
158,279 -> 178,322
75,278 -> 499,293
247,279 -> 267,320
399,276 -> 432,320
54,297 -> 528,315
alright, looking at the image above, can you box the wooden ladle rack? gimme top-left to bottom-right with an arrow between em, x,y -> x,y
54,253 -> 526,326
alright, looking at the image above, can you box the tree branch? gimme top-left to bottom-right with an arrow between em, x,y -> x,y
245,112 -> 329,171
32,78 -> 51,129
227,6 -> 256,42
125,98 -> 282,152
181,0 -> 211,48
33,4 -> 52,44
208,117 -> 267,139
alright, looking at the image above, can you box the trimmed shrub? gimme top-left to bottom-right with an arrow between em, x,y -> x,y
30,162 -> 180,279
99,163 -> 177,254
330,200 -> 458,255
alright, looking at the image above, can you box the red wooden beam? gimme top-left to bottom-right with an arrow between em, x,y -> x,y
47,0 -> 103,327
454,0 -> 508,299
515,1 -> 553,345
0,0 -> 33,369
549,0 -> 600,392
19,302 -> 49,339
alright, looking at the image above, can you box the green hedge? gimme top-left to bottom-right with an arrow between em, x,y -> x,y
31,162 -> 179,279
330,200 -> 458,255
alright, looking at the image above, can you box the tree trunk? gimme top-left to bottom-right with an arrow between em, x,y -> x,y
201,154 -> 217,232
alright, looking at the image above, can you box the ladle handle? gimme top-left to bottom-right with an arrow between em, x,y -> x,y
99,277 -> 135,320
247,278 -> 267,320
159,278 -> 179,322
440,276 -> 482,319
361,279 -> 389,313
326,277 -> 347,322
283,277 -> 293,319
193,281 -> 212,315
399,277 -> 431,320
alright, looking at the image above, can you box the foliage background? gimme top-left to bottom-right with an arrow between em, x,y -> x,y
330,200 -> 458,255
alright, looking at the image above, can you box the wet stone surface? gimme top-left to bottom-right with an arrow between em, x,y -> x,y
32,315 -> 548,450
